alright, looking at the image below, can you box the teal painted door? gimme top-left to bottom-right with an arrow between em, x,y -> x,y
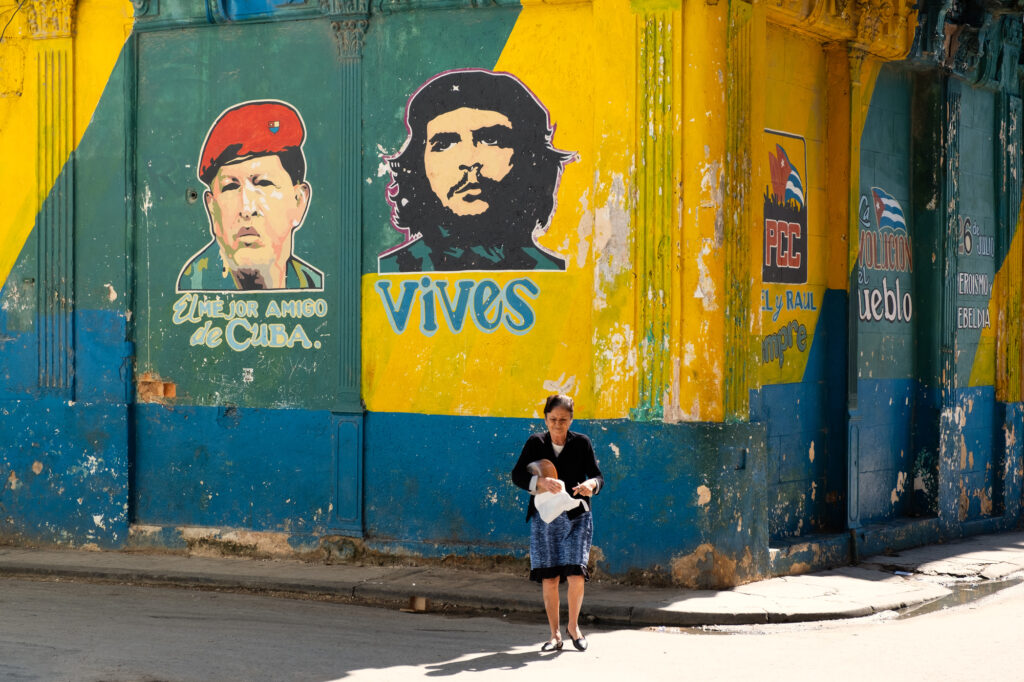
945,82 -> 1002,521
850,66 -> 918,526
131,20 -> 362,536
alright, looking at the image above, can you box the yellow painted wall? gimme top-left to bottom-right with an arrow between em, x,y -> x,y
973,204 -> 1023,389
0,0 -> 134,285
676,0 -> 727,422
757,25 -> 829,386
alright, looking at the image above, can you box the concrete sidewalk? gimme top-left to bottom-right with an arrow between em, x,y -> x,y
1,531 -> 1023,626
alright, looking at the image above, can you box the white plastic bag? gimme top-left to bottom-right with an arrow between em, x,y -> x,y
534,490 -> 581,523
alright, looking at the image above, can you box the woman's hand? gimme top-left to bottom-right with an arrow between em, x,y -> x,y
572,480 -> 596,497
538,477 -> 565,494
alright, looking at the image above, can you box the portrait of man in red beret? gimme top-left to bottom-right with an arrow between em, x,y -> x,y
379,69 -> 575,273
177,100 -> 323,291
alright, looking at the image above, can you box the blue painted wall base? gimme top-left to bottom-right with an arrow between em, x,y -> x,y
0,397 -> 129,548
364,412 -> 769,587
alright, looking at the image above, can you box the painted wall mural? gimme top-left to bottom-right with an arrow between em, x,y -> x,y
956,215 -> 994,331
375,275 -> 539,336
856,188 -> 913,324
373,71 -> 577,338
362,59 -> 598,417
378,69 -> 575,273
171,294 -> 328,351
763,132 -> 807,285
177,100 -> 323,293
170,100 -> 329,356
760,130 -> 816,375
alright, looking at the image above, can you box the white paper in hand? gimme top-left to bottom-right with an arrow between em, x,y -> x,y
535,490 -> 581,523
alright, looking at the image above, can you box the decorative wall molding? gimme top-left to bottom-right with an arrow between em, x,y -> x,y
26,0 -> 76,39
724,0 -> 754,421
332,19 -> 369,60
766,0 -> 915,60
131,0 -> 157,17
632,11 -> 679,421
320,0 -> 369,15
337,49 -> 363,401
36,46 -> 75,392
374,0 -> 522,13
946,14 -> 1021,90
853,0 -> 896,44
911,0 -> 1023,91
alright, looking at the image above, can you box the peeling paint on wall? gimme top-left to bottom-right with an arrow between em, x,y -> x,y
699,159 -> 724,249
958,480 -> 970,520
178,526 -> 303,558
670,543 -> 753,589
694,238 -> 719,311
595,323 -> 638,388
575,188 -> 592,269
978,486 -> 993,515
662,357 -> 685,423
593,173 -> 631,305
542,373 -> 576,394
891,470 -> 907,504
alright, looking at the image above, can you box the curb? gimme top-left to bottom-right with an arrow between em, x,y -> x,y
0,561 -> 918,627
8,538 -> 1024,628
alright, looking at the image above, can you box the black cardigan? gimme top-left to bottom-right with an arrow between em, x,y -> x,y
511,430 -> 604,521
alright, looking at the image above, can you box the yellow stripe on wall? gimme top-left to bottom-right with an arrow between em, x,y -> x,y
0,0 -> 134,285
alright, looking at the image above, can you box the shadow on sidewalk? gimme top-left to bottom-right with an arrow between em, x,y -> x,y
424,649 -> 553,676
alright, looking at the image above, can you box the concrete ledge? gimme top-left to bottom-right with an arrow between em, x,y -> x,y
769,531 -> 851,576
854,517 -> 941,559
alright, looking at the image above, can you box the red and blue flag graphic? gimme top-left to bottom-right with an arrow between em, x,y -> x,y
769,144 -> 804,210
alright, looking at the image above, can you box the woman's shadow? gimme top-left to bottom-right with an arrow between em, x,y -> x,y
425,648 -> 565,676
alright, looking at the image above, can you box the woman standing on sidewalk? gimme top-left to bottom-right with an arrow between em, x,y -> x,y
511,394 -> 604,652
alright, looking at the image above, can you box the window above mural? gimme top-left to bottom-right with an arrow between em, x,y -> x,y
219,0 -> 305,21
132,0 -> 366,26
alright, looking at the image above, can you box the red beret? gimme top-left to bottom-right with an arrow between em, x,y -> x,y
198,101 -> 305,184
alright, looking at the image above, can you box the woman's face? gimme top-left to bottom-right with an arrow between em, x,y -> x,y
545,406 -> 573,442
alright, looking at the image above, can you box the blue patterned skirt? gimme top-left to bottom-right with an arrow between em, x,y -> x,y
529,510 -> 593,583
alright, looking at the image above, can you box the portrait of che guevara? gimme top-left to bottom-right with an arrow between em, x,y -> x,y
378,69 -> 577,273
177,100 -> 324,292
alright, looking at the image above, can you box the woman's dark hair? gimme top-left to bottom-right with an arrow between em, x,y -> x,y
544,394 -> 574,415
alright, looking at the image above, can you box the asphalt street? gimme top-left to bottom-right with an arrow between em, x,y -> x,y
2,576 -> 1023,681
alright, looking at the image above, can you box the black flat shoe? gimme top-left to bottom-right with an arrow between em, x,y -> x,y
566,628 -> 588,651
541,636 -> 563,652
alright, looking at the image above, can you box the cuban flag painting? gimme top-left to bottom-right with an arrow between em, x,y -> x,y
763,131 -> 808,284
769,144 -> 805,210
872,187 -> 907,232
